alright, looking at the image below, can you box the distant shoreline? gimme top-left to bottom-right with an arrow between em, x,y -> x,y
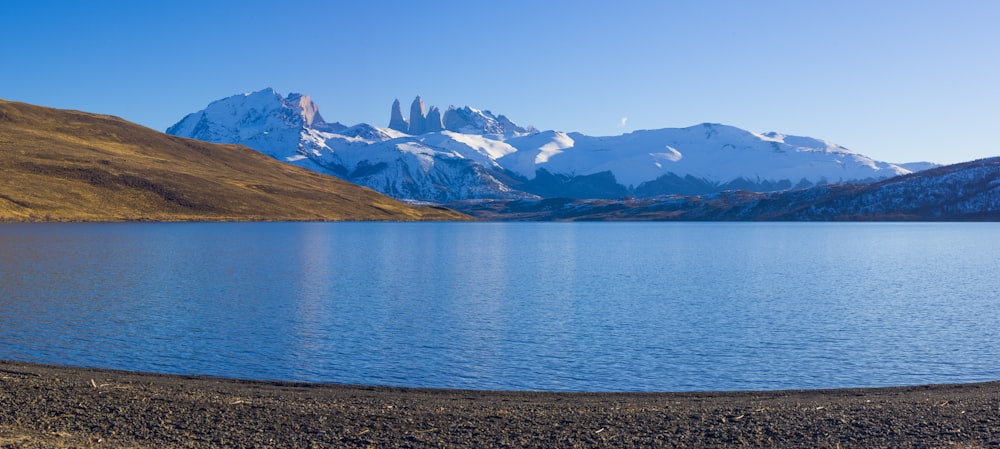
2,360 -> 998,448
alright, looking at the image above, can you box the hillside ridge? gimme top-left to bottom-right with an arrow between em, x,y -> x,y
448,157 -> 1000,221
0,99 -> 467,222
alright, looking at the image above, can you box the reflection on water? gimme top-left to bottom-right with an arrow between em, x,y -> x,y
1,222 -> 999,392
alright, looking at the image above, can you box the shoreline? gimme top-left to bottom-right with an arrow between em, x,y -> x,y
2,360 -> 998,448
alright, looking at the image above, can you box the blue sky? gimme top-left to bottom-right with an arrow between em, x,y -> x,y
2,0 -> 997,164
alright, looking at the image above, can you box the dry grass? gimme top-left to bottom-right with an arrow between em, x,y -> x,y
0,99 -> 469,222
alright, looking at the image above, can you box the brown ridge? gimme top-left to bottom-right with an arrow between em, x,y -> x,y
0,99 -> 469,222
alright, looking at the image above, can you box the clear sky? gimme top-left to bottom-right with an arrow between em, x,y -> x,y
2,0 -> 997,164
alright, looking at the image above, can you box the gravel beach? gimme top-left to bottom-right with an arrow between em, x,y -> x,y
1,360 -> 998,448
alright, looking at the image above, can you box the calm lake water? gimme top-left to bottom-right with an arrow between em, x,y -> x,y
0,222 -> 998,392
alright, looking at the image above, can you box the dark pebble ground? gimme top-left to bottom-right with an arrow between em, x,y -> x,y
2,360 -> 999,448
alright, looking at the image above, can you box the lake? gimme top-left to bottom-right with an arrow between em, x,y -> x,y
0,222 -> 998,392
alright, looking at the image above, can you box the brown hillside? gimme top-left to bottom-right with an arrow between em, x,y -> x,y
0,99 -> 468,221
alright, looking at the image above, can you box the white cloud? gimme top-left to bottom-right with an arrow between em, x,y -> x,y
619,116 -> 628,127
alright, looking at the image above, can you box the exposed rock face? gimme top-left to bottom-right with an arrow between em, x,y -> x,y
496,114 -> 526,135
286,93 -> 322,128
442,106 -> 468,133
425,106 -> 444,132
285,93 -> 343,132
408,96 -> 427,135
442,105 -> 528,135
388,99 -> 408,132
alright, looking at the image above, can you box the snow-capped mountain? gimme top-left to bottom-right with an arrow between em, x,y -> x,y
501,125 -> 909,197
167,88 -> 345,160
166,88 -> 915,202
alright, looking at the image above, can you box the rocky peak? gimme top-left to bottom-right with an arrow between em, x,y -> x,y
383,96 -> 533,136
409,96 -> 427,135
283,92 -> 343,132
388,98 -> 409,133
425,105 -> 444,132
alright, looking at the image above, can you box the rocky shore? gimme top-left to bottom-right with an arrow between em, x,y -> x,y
1,360 -> 998,448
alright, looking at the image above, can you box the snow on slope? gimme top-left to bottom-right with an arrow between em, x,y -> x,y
167,89 -> 916,202
419,131 -> 518,166
501,130 -> 577,175
503,124 -> 908,188
441,105 -> 533,136
166,88 -> 344,160
897,161 -> 943,172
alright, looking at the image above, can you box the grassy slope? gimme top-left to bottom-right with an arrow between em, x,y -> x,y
0,99 -> 468,221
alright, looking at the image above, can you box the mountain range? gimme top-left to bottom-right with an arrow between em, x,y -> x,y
451,157 -> 1000,221
168,88 -> 926,203
0,99 -> 466,222
2,95 -> 997,222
